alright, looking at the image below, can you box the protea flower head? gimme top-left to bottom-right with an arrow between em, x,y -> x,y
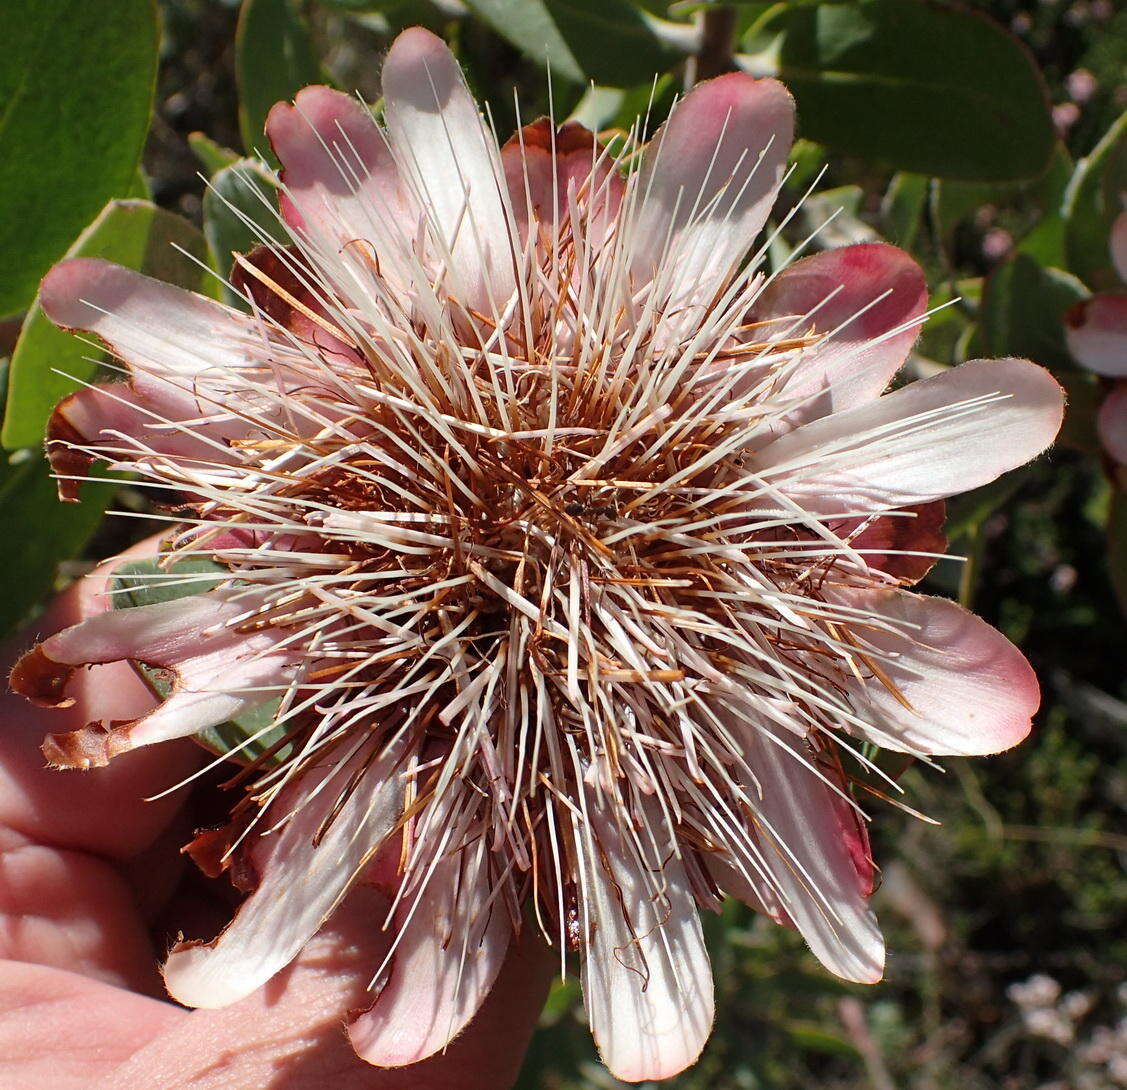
11,27 -> 1065,1082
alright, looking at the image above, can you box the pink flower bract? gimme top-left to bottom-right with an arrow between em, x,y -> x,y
11,27 -> 1065,1083
1065,207 -> 1127,472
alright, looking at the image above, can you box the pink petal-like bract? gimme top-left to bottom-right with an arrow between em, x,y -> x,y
1065,293 -> 1127,377
1065,210 -> 1127,468
11,27 -> 1065,1084
1098,381 -> 1127,466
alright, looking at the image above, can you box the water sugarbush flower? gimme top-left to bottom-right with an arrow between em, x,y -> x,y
10,26 -> 1065,1083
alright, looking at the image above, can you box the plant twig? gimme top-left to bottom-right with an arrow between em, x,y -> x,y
689,5 -> 737,85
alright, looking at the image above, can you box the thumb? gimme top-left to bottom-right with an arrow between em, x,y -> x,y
99,884 -> 554,1090
1,535 -> 200,860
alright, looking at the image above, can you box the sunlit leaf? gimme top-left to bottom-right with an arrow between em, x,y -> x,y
111,558 -> 289,765
568,75 -> 677,136
189,131 -> 242,176
236,0 -> 321,165
803,184 -> 878,249
969,253 -> 1088,373
127,167 -> 152,200
0,0 -> 158,317
0,451 -> 118,638
2,199 -> 213,450
202,160 -> 282,304
785,1023 -> 858,1058
932,144 -> 1072,262
786,137 -> 827,192
742,0 -> 1054,181
464,0 -> 680,86
944,467 -> 1034,540
882,172 -> 928,250
1063,109 -> 1127,290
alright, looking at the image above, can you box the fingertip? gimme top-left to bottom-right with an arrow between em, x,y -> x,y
1,533 -> 200,859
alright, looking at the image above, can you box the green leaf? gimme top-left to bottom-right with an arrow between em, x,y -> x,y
2,200 -> 212,450
1017,212 -> 1068,268
932,143 -> 1072,262
1063,109 -> 1127,290
944,466 -> 1034,541
930,177 -> 994,253
538,976 -> 580,1023
0,451 -> 118,638
126,167 -> 153,200
202,160 -> 282,304
236,0 -> 321,165
802,183 -> 878,249
198,706 -> 293,769
568,75 -> 677,136
881,172 -> 928,250
0,0 -> 158,318
785,137 -> 826,192
743,0 -> 1054,181
567,85 -> 628,130
969,253 -> 1088,372
463,0 -> 680,87
785,1022 -> 859,1058
315,0 -> 403,8
111,558 -> 228,609
188,131 -> 242,177
1055,370 -> 1102,457
110,558 -> 289,766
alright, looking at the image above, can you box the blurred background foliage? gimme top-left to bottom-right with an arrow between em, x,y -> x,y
0,0 -> 1125,1086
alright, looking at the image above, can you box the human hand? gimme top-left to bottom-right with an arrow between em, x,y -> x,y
0,544 -> 552,1089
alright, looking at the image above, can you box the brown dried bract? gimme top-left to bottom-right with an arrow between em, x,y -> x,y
9,645 -> 77,708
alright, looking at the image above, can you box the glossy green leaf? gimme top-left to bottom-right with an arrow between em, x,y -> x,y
316,0 -> 404,8
568,75 -> 677,136
930,177 -> 997,254
202,160 -> 282,304
568,86 -> 628,130
1063,110 -> 1127,290
236,0 -> 321,165
802,184 -> 878,249
2,200 -> 213,450
126,167 -> 153,200
882,172 -> 928,250
1054,371 -> 1102,457
111,558 -> 289,766
188,131 -> 242,177
0,451 -> 118,637
785,138 -> 826,192
785,1023 -> 858,1058
969,254 -> 1088,372
743,0 -> 1054,181
917,279 -> 975,366
111,558 -> 228,609
1017,211 -> 1068,268
944,465 -> 1034,541
932,143 -> 1072,262
0,0 -> 158,318
463,0 -> 680,86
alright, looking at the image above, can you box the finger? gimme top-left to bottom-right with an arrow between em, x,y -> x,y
1,537 -> 201,859
99,885 -> 554,1090
0,959 -> 185,1090
0,538 -> 203,989
0,824 -> 171,995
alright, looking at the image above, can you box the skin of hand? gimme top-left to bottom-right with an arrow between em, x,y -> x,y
0,542 -> 553,1089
